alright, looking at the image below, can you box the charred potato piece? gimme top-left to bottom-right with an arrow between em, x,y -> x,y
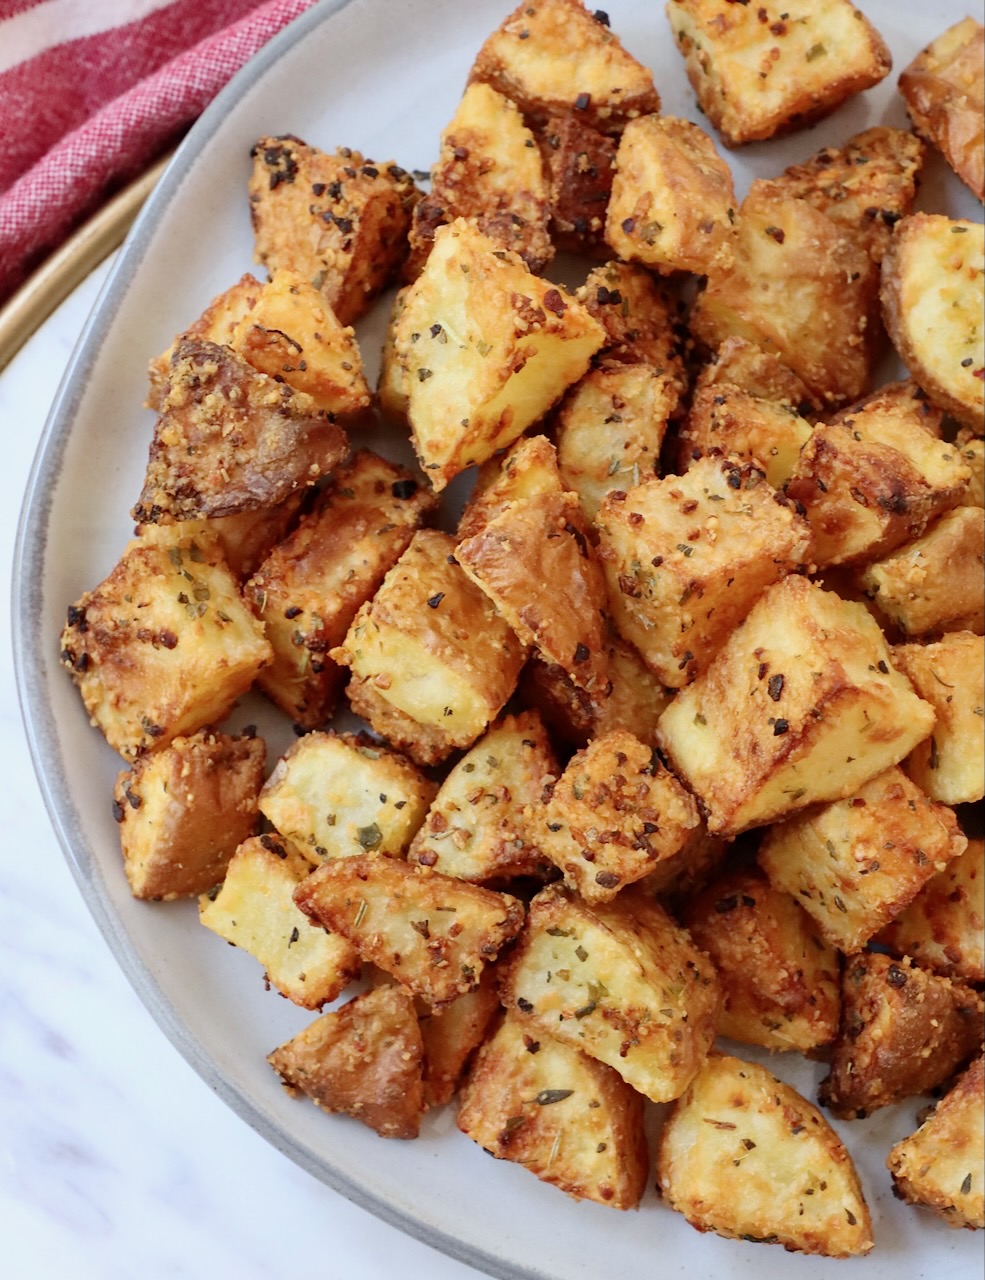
538,112 -> 617,254
577,260 -> 688,384
678,383 -> 812,489
419,972 -> 501,1108
693,335 -> 817,413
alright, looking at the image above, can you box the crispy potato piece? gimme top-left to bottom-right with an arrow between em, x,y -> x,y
457,1011 -> 648,1208
880,214 -> 985,433
768,127 -> 925,263
113,728 -> 265,899
577,260 -> 688,383
248,137 -> 418,326
332,530 -> 526,766
133,339 -> 348,524
858,506 -> 985,638
656,575 -> 936,835
385,219 -> 604,490
268,984 -> 425,1138
899,18 -> 985,202
469,0 -> 660,134
691,179 -> 880,408
657,1054 -> 873,1257
683,865 -> 840,1053
407,711 -> 558,884
456,434 -> 563,542
537,112 -> 617,253
59,535 -> 271,760
502,884 -> 720,1103
956,428 -> 984,506
407,83 -> 551,277
294,855 -> 524,1007
636,821 -> 730,905
893,632 -> 985,804
693,335 -> 817,414
245,451 -> 435,728
136,495 -> 306,583
665,0 -> 891,148
540,729 -> 700,903
198,834 -> 360,1008
678,383 -> 812,488
419,973 -> 501,1107
759,766 -> 967,952
606,115 -> 737,276
259,732 -> 434,867
888,1054 -> 985,1230
878,838 -> 985,985
596,456 -> 811,688
819,953 -> 984,1119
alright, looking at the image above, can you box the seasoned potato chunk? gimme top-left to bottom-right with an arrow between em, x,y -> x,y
198,834 -> 360,1008
693,335 -> 817,414
657,1054 -> 873,1257
957,428 -> 984,507
880,214 -> 985,433
819,953 -> 984,1119
294,856 -> 524,1007
893,632 -> 985,804
759,766 -> 967,952
540,729 -> 700,902
419,974 -> 501,1107
60,535 -> 271,759
656,575 -> 936,835
408,711 -> 558,884
502,884 -> 719,1103
248,136 -> 418,326
537,111 -> 616,253
456,433 -> 563,542
899,18 -> 985,202
888,1054 -> 985,1230
596,456 -> 811,688
113,727 -> 265,899
682,865 -> 840,1053
665,0 -> 891,147
332,530 -> 526,766
469,0 -> 660,134
259,732 -> 434,866
678,383 -> 812,489
268,984 -> 425,1138
457,1011 -> 648,1208
577,260 -> 688,383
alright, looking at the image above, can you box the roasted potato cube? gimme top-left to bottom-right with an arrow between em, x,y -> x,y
887,1054 -> 985,1230
259,731 -> 434,866
656,575 -> 937,835
819,953 -> 984,1119
268,984 -> 425,1138
606,115 -> 737,276
577,260 -> 688,383
693,335 -> 817,414
132,339 -> 348,524
665,0 -> 891,147
759,765 -> 967,952
956,428 -> 984,507
469,0 -> 660,134
248,136 -> 418,326
682,866 -> 840,1053
198,833 -> 360,1008
245,451 -> 435,727
407,711 -> 558,884
407,83 -> 551,277
332,530 -> 526,765
113,727 -> 265,899
537,112 -> 617,253
657,1053 -> 874,1257
858,506 -> 985,637
596,456 -> 811,688
899,18 -> 985,203
878,838 -> 985,985
767,127 -> 925,263
893,632 -> 985,804
385,219 -> 604,490
136,494 -> 306,582
691,179 -> 880,408
880,214 -> 985,433
419,973 -> 501,1108
678,383 -> 812,489
60,535 -> 271,759
294,855 -> 524,1007
540,729 -> 700,902
502,884 -> 719,1103
456,433 -> 563,542
457,1011 -> 648,1208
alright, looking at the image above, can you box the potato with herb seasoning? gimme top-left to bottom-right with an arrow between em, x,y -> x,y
419,972 -> 501,1108
693,335 -> 817,413
576,259 -> 688,386
677,383 -> 812,489
537,110 -> 616,254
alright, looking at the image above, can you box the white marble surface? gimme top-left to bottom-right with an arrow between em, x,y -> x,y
0,258 -> 479,1280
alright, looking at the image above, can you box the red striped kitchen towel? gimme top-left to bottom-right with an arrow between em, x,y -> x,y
0,0 -> 319,304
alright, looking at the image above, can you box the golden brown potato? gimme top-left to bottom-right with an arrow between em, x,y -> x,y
537,111 -> 617,253
656,575 -> 936,836
819,952 -> 984,1119
268,984 -> 425,1138
576,260 -> 688,383
419,973 -> 501,1108
693,335 -> 817,414
457,1011 -> 648,1208
136,495 -> 307,583
956,428 -> 984,506
888,1054 -> 985,1230
899,18 -> 985,202
456,433 -> 563,543
677,383 -> 812,489
657,1053 -> 874,1257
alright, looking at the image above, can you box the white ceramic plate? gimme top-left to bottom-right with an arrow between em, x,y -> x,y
14,2 -> 983,1277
